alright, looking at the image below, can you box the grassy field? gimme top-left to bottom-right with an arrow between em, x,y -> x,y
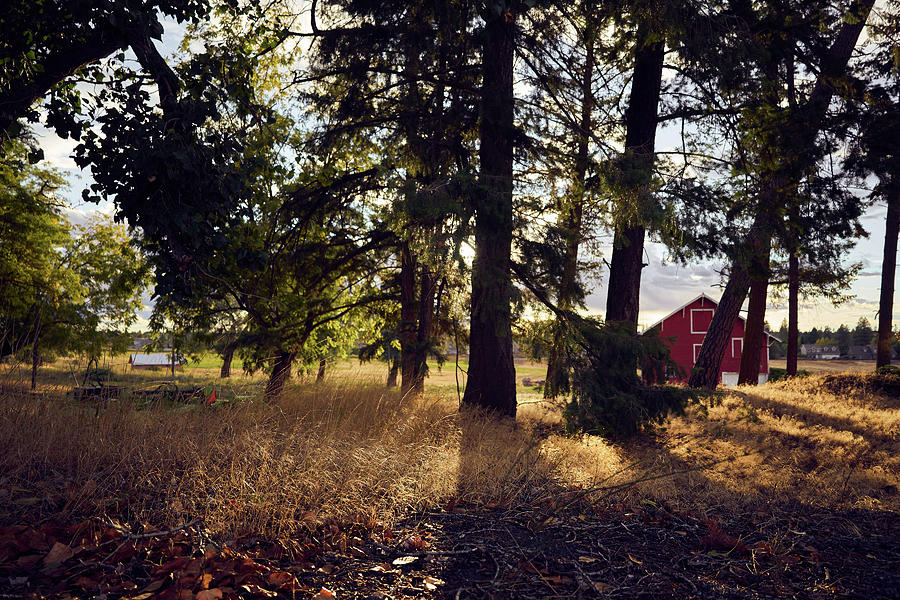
0,352 -> 551,403
769,358 -> 877,374
2,354 -> 898,598
1,353 -> 897,536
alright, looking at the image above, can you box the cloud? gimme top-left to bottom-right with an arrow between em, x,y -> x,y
34,125 -> 79,170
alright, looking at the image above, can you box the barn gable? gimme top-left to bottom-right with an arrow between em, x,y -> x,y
643,294 -> 776,387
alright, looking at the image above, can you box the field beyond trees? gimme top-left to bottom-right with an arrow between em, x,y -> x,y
1,362 -> 898,599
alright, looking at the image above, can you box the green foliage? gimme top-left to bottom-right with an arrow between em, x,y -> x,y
875,365 -> 900,376
768,368 -> 811,383
0,1 -> 213,136
562,320 -> 697,439
853,317 -> 876,346
1,137 -> 150,369
514,317 -> 556,362
0,139 -> 69,337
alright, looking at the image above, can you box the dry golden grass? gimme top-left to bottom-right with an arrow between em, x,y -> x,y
0,379 -> 569,539
1,365 -> 896,543
604,373 -> 900,513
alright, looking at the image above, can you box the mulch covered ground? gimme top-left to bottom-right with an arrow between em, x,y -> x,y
2,500 -> 898,599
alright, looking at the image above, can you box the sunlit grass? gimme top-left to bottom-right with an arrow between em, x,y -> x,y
1,358 -> 896,542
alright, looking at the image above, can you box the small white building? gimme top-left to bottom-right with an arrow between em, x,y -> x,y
129,352 -> 186,371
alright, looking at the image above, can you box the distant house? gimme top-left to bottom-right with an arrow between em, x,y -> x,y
847,345 -> 876,360
129,352 -> 186,371
799,344 -> 840,359
643,294 -> 779,387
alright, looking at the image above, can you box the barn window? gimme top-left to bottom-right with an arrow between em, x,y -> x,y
732,337 -> 743,358
693,343 -> 703,362
690,309 -> 714,334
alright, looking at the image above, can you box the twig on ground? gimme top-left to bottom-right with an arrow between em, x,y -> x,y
97,517 -> 204,565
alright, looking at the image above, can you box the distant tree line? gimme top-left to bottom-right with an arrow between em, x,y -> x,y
770,317 -> 899,358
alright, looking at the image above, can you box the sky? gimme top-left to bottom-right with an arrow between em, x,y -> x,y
35,14 -> 898,333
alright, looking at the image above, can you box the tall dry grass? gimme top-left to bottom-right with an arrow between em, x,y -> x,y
607,373 -> 900,513
2,370 -> 896,542
0,381 -> 567,539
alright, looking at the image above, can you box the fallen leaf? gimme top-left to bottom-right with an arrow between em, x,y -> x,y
577,556 -> 598,564
311,588 -> 336,599
627,553 -> 643,565
317,564 -> 339,574
43,542 -> 74,566
391,555 -> 418,566
239,584 -> 277,597
152,556 -> 190,575
199,573 -> 214,589
140,578 -> 168,594
399,534 -> 429,551
16,554 -> 42,569
369,563 -> 394,573
266,571 -> 294,587
74,576 -> 97,589
196,589 -> 223,600
423,576 -> 445,591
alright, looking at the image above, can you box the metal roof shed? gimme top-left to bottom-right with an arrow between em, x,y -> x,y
129,352 -> 186,370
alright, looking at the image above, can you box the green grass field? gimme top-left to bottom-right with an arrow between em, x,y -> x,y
2,352 -> 555,405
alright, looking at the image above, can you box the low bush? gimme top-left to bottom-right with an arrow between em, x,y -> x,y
768,367 -> 811,383
563,320 -> 698,438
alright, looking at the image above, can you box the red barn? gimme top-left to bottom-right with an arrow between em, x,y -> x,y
643,294 -> 778,386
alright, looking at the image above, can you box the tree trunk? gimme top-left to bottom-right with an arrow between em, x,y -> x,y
399,243 -> 418,394
787,249 -> 800,375
690,0 -> 873,389
316,358 -> 326,383
738,226 -> 772,385
605,27 -> 665,325
30,307 -> 41,392
265,350 -> 295,400
386,356 -> 399,388
877,186 -> 899,367
412,270 -> 436,394
220,341 -> 236,378
545,34 -> 594,398
462,8 -> 517,417
689,218 -> 767,389
738,273 -> 770,385
689,268 -> 753,390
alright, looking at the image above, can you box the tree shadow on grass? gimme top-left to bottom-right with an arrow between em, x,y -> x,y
433,397 -> 900,599
730,388 -> 899,448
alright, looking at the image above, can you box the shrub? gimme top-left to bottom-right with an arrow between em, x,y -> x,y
768,368 -> 811,383
875,364 -> 900,376
562,320 -> 698,439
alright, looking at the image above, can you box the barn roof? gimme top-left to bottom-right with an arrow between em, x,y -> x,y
129,352 -> 186,366
642,293 -> 720,333
642,293 -> 781,342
